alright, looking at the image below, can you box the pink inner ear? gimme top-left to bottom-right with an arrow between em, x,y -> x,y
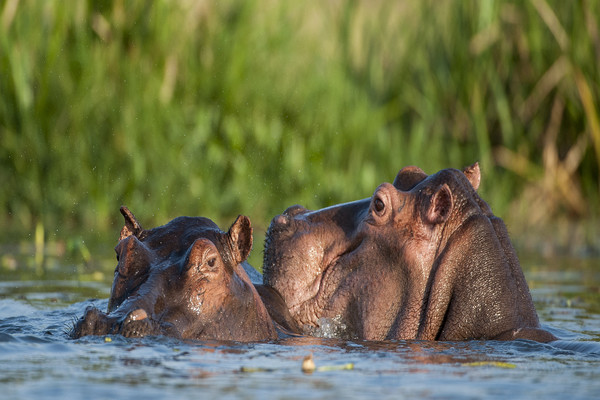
462,162 -> 481,191
227,215 -> 253,264
119,206 -> 144,239
427,184 -> 453,224
119,225 -> 134,241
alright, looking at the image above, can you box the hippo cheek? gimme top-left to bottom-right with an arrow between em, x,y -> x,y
284,237 -> 368,329
286,257 -> 341,324
264,228 -> 364,325
184,286 -> 206,316
265,217 -> 331,284
264,240 -> 326,309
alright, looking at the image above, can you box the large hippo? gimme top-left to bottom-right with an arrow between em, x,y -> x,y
263,164 -> 557,342
71,207 -> 277,341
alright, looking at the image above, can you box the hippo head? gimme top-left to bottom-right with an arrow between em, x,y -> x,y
263,164 -> 556,342
71,207 -> 277,341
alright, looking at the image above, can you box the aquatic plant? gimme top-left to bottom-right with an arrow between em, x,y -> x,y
1,0 -> 598,268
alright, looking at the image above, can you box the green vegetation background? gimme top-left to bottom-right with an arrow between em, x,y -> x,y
1,0 -> 599,274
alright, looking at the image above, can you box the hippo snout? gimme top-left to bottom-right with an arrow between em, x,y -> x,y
119,308 -> 158,338
71,306 -> 115,338
271,214 -> 291,227
283,205 -> 308,217
267,206 -> 308,239
71,306 -> 157,339
270,205 -> 308,229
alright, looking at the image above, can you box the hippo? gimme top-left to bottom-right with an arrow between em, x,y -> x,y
263,163 -> 557,342
71,207 -> 277,341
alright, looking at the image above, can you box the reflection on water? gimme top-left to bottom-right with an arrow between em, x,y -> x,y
0,255 -> 599,399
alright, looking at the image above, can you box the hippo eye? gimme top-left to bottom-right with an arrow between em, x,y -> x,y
374,197 -> 385,213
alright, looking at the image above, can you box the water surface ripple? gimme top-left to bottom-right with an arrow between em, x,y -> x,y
0,258 -> 599,399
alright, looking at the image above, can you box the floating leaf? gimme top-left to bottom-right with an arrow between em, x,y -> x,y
240,367 -> 274,373
462,361 -> 516,369
316,363 -> 355,372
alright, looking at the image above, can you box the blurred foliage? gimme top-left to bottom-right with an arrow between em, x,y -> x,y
1,0 -> 599,268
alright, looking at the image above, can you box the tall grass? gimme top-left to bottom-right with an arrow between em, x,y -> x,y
1,0 -> 599,267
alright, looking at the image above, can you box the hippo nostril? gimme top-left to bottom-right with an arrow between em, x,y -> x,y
84,306 -> 104,321
273,214 -> 290,226
71,307 -> 113,338
283,205 -> 308,217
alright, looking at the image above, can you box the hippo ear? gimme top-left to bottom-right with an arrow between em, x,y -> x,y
393,166 -> 428,191
426,184 -> 453,225
462,162 -> 481,191
226,215 -> 253,264
119,206 -> 145,241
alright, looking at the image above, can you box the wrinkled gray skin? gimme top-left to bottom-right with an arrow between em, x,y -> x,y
263,164 -> 557,342
71,207 -> 277,341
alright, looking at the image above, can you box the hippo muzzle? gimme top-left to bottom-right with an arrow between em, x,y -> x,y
71,306 -> 161,339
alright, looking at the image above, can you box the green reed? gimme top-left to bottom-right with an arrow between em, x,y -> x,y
1,0 -> 598,269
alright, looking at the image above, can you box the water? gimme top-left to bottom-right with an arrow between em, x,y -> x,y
0,255 -> 599,399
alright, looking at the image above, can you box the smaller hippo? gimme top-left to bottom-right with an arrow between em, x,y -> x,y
263,164 -> 557,342
71,207 -> 277,341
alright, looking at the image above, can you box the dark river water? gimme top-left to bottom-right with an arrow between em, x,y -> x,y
0,254 -> 599,399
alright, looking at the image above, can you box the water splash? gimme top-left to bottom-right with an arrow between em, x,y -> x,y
305,315 -> 350,339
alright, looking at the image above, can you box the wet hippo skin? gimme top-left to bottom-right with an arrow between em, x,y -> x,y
71,207 -> 277,341
263,163 -> 557,342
